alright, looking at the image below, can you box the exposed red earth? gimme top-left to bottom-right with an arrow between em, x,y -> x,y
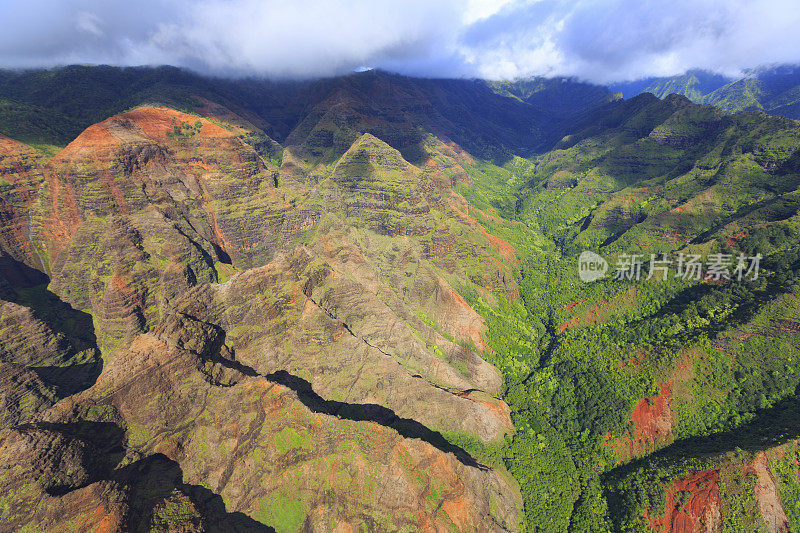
648,470 -> 722,533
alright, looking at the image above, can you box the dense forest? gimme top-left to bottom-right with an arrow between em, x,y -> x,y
1,66 -> 800,531
455,92 -> 800,530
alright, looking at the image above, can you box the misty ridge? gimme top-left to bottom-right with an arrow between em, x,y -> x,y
3,1 -> 800,532
1,0 -> 798,82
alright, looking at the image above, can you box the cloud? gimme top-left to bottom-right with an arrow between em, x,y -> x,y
460,0 -> 800,82
75,12 -> 104,37
463,0 -> 516,23
0,0 -> 799,82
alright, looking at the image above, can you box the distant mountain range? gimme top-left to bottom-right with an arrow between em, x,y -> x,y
0,65 -> 618,160
611,64 -> 800,119
2,64 -> 800,531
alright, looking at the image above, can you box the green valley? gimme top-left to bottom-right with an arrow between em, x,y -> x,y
0,65 -> 799,532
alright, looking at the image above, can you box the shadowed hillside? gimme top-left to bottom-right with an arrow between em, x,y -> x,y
2,65 -> 800,531
613,64 -> 800,120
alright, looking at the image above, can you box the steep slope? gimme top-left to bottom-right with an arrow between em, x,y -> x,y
0,66 -> 614,162
0,100 -> 525,530
168,247 -> 511,442
491,77 -> 618,116
4,66 -> 800,531
0,311 -> 520,531
0,134 -> 47,273
459,89 -> 800,531
613,64 -> 800,120
611,69 -> 733,101
0,135 -> 104,431
522,92 -> 800,254
32,107 -> 289,353
704,65 -> 800,119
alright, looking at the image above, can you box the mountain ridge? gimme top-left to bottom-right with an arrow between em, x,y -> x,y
2,65 -> 800,531
612,64 -> 800,120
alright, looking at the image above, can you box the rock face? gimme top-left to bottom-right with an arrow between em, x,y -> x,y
39,108 -> 289,348
751,453 -> 790,533
170,247 -> 511,443
0,107 -> 517,354
0,362 -> 56,428
0,104 -> 522,530
0,315 -> 519,532
0,288 -> 101,429
649,470 -> 722,533
0,135 -> 47,273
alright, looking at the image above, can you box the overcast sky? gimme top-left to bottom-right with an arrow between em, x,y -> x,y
0,0 -> 798,83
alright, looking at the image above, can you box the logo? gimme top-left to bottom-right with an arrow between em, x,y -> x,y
578,251 -> 608,282
576,251 -> 762,283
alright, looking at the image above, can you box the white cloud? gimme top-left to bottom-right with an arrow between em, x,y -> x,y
75,11 -> 103,37
0,0 -> 799,82
460,0 -> 800,82
463,0 -> 515,23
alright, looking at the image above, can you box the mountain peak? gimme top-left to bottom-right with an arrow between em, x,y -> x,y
330,132 -> 417,187
0,133 -> 36,156
52,106 -> 233,162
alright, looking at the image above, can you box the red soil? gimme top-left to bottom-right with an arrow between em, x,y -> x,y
436,275 -> 487,351
442,497 -> 470,529
449,201 -> 518,263
558,316 -> 580,332
649,470 -> 721,533
565,299 -> 606,329
125,107 -> 233,141
607,381 -> 673,459
632,382 -> 673,442
445,140 -> 476,165
486,232 -> 517,263
0,136 -> 42,256
460,390 -> 512,425
471,205 -> 504,224
40,106 -> 264,259
53,122 -> 120,162
0,133 -> 34,154
42,166 -> 82,252
97,161 -> 130,215
55,107 -> 233,162
725,231 -> 747,247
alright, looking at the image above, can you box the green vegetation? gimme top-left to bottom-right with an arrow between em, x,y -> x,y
0,97 -> 81,148
447,91 -> 800,530
719,469 -> 763,533
166,119 -> 203,141
273,427 -> 312,454
5,65 -> 800,531
770,442 -> 800,529
0,66 -> 207,147
258,493 -> 309,533
617,65 -> 800,120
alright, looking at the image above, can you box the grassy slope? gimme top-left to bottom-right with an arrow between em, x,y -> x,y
4,66 -> 800,530
0,66 -> 614,164
456,93 -> 800,531
625,65 -> 800,120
